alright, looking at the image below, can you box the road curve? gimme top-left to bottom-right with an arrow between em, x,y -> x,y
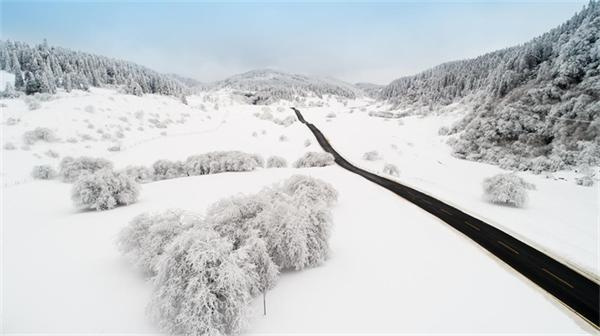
292,107 -> 600,329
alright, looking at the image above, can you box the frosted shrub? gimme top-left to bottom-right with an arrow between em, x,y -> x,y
236,235 -> 279,296
45,149 -> 59,158
149,229 -> 255,336
152,160 -> 185,180
251,153 -> 265,168
107,145 -> 121,152
84,105 -> 95,113
59,156 -> 113,182
482,173 -> 533,207
362,150 -> 381,161
280,174 -> 338,207
438,126 -> 450,135
257,110 -> 273,120
184,151 -> 260,176
326,112 -> 336,118
266,156 -> 287,168
71,169 -> 139,211
304,139 -> 311,147
23,96 -> 41,110
256,191 -> 332,270
117,209 -> 197,276
293,151 -> 335,168
273,116 -> 296,126
121,165 -> 155,183
31,164 -> 57,179
23,127 -> 58,145
278,135 -> 288,142
575,173 -> 594,187
5,117 -> 20,126
3,142 -> 16,150
383,163 -> 400,177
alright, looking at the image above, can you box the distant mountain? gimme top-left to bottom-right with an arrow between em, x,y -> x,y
213,69 -> 362,104
381,2 -> 600,172
167,73 -> 206,89
0,40 -> 188,96
355,82 -> 384,98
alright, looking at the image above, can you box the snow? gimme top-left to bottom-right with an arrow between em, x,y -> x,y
1,89 -> 595,334
302,100 -> 599,279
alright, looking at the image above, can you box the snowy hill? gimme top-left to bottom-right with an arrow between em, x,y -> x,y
212,69 -> 363,104
380,2 -> 600,172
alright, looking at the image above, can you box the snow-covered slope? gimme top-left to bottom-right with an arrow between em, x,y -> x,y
212,69 -> 363,104
1,89 -> 594,334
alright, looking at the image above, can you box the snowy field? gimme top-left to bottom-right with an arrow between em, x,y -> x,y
1,89 -> 596,334
302,101 -> 599,280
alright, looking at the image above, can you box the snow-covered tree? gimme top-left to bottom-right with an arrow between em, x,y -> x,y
293,151 -> 335,168
31,164 -> 57,179
152,159 -> 185,180
383,163 -> 400,176
266,155 -> 287,168
280,174 -> 338,207
59,156 -> 113,182
71,169 -> 139,211
482,173 -> 534,207
120,165 -> 154,183
362,150 -> 382,161
22,127 -> 57,145
117,209 -> 198,276
149,228 -> 255,336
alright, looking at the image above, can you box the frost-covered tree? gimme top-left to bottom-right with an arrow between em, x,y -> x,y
149,229 -> 255,336
31,164 -> 57,179
59,156 -> 113,182
293,151 -> 335,168
362,150 -> 382,161
184,151 -> 261,176
280,174 -> 338,207
23,127 -> 57,145
482,173 -> 534,207
120,165 -> 154,183
383,163 -> 400,177
152,159 -> 185,180
71,169 -> 139,211
117,209 -> 198,276
266,155 -> 287,168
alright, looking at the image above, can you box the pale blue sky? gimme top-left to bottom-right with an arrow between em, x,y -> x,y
0,1 -> 588,84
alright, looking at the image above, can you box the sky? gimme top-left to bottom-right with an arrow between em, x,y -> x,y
0,0 -> 589,84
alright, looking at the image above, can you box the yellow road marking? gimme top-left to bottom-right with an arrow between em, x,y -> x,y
464,221 -> 480,231
498,240 -> 520,255
542,268 -> 575,289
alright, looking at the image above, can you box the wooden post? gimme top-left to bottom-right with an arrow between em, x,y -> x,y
263,291 -> 266,316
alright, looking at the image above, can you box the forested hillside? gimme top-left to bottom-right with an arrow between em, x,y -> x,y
0,40 -> 187,96
381,2 -> 600,171
214,69 -> 361,104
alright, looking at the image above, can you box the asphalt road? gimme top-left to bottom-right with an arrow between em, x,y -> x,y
292,107 -> 600,329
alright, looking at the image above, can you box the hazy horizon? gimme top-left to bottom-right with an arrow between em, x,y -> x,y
1,1 -> 589,85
